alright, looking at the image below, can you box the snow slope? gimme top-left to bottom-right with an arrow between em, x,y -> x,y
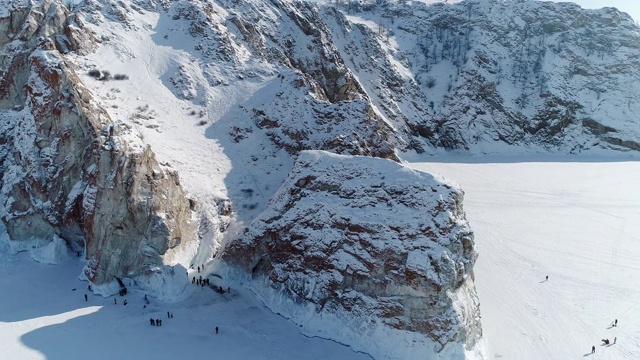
411,158 -> 640,359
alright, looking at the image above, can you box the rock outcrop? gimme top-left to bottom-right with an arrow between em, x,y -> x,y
0,0 -> 197,285
128,0 -> 399,160
222,150 -> 481,357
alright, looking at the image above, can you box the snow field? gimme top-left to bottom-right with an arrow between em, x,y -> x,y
411,158 -> 640,359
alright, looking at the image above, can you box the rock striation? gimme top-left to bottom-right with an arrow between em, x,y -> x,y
222,150 -> 481,357
0,0 -> 196,285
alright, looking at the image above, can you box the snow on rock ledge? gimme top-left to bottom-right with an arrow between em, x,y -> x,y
222,150 -> 482,358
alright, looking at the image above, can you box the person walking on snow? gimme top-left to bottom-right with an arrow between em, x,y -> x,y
84,294 -> 88,301
614,337 -> 617,344
545,275 -> 548,281
615,319 -> 618,327
591,345 -> 595,354
114,298 -> 117,305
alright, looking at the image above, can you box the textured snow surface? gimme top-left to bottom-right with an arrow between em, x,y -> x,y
412,158 -> 640,359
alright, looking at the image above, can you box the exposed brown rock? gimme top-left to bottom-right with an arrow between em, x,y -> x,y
0,0 -> 196,285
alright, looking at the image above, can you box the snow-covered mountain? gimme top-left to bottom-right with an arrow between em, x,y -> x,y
2,0 -> 640,358
325,0 -> 640,153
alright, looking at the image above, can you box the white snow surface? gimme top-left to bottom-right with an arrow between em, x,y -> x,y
410,157 -> 640,359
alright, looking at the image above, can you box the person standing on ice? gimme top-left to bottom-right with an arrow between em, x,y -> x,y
591,345 -> 595,353
614,319 -> 618,327
614,337 -> 617,344
84,294 -> 88,301
545,275 -> 548,281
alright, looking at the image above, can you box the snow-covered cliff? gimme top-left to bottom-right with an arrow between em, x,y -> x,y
0,1 -> 197,287
325,0 -> 640,153
222,150 -> 481,359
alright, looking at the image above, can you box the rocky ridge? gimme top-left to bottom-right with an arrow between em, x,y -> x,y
0,0 -> 197,285
323,0 -> 640,153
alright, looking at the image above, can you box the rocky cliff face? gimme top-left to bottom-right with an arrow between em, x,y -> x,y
159,0 -> 399,160
322,0 -> 640,153
222,150 -> 481,357
0,0 -> 197,285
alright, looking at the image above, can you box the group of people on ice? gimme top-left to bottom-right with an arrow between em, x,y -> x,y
83,263 -> 229,330
149,309 -> 174,326
193,276 -> 210,287
590,319 -> 618,354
